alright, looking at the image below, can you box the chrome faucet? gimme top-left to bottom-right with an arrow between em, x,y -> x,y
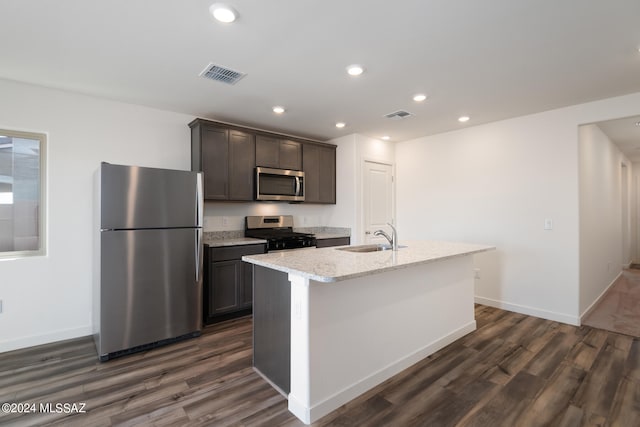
374,222 -> 398,251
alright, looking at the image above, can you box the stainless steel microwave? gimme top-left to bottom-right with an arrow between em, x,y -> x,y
256,167 -> 305,201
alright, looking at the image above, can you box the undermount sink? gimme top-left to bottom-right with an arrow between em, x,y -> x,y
336,244 -> 406,253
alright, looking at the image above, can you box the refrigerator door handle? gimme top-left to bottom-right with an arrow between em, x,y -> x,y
195,172 -> 204,283
196,172 -> 204,227
196,228 -> 203,283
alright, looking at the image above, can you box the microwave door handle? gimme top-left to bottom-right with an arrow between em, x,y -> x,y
295,176 -> 301,195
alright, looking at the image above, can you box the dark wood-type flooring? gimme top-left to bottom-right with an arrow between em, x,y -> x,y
1,305 -> 639,426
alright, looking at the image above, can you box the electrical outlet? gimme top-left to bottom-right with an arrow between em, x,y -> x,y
474,269 -> 480,279
222,216 -> 229,227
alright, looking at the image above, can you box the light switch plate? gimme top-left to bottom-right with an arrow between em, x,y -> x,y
544,218 -> 553,230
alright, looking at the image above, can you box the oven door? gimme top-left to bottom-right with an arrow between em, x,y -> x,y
256,167 -> 305,201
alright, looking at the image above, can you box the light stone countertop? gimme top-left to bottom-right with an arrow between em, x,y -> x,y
242,240 -> 495,283
204,237 -> 267,247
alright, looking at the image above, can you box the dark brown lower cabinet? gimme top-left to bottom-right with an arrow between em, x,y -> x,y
315,236 -> 350,248
203,243 -> 266,324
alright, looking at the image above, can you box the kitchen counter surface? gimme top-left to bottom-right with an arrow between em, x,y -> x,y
204,237 -> 267,247
243,240 -> 494,283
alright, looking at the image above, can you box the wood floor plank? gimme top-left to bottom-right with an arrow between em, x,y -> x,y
554,404 -> 585,427
523,331 -> 581,379
572,340 -> 629,418
514,362 -> 587,426
566,328 -> 608,370
458,371 -> 546,427
624,338 -> 640,382
607,377 -> 640,427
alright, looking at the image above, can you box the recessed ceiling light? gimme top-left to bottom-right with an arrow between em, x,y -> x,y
272,106 -> 285,114
381,136 -> 390,140
413,94 -> 427,102
635,121 -> 640,126
210,3 -> 237,23
458,116 -> 470,123
346,65 -> 364,76
335,122 -> 346,128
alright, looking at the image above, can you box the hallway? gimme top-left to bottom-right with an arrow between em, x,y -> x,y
582,268 -> 640,337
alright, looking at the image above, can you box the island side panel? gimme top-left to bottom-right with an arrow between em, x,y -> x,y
252,265 -> 291,395
288,255 -> 476,424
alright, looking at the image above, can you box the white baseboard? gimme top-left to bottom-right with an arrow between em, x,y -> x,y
580,272 -> 622,322
288,320 -> 477,425
0,325 -> 92,354
474,296 -> 580,326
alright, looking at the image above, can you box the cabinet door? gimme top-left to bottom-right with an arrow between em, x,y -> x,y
229,130 -> 255,201
318,145 -> 336,203
240,261 -> 253,308
280,140 -> 302,171
201,127 -> 229,200
255,135 -> 280,168
303,143 -> 320,203
209,260 -> 241,315
315,237 -> 350,248
303,143 -> 336,204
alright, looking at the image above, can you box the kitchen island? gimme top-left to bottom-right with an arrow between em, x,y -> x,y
243,240 -> 495,424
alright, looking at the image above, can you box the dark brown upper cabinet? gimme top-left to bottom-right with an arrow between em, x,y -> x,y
190,118 -> 335,204
190,119 -> 255,201
303,142 -> 336,204
256,135 -> 302,171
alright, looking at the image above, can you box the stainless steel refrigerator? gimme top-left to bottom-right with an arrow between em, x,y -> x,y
94,163 -> 203,361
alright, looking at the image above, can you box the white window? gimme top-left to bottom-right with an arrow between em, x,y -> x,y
0,129 -> 46,258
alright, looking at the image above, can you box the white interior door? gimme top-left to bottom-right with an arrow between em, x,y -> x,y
363,161 -> 393,244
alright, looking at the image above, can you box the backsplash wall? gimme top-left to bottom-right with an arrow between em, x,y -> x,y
203,201 -> 333,231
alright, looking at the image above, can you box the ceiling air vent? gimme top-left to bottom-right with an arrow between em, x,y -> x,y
384,110 -> 413,120
199,63 -> 246,85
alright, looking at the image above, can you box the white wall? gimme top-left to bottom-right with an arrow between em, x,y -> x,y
579,124 -> 632,315
324,135 -> 358,233
325,134 -> 395,244
0,78 -> 196,352
634,162 -> 640,263
396,92 -> 640,325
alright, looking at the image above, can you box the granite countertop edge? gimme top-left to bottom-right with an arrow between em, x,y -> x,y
204,237 -> 267,247
242,241 -> 495,283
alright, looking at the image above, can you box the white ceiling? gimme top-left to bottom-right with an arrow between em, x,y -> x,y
1,0 -> 640,143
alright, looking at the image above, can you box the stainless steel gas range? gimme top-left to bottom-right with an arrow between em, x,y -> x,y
245,215 -> 316,251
